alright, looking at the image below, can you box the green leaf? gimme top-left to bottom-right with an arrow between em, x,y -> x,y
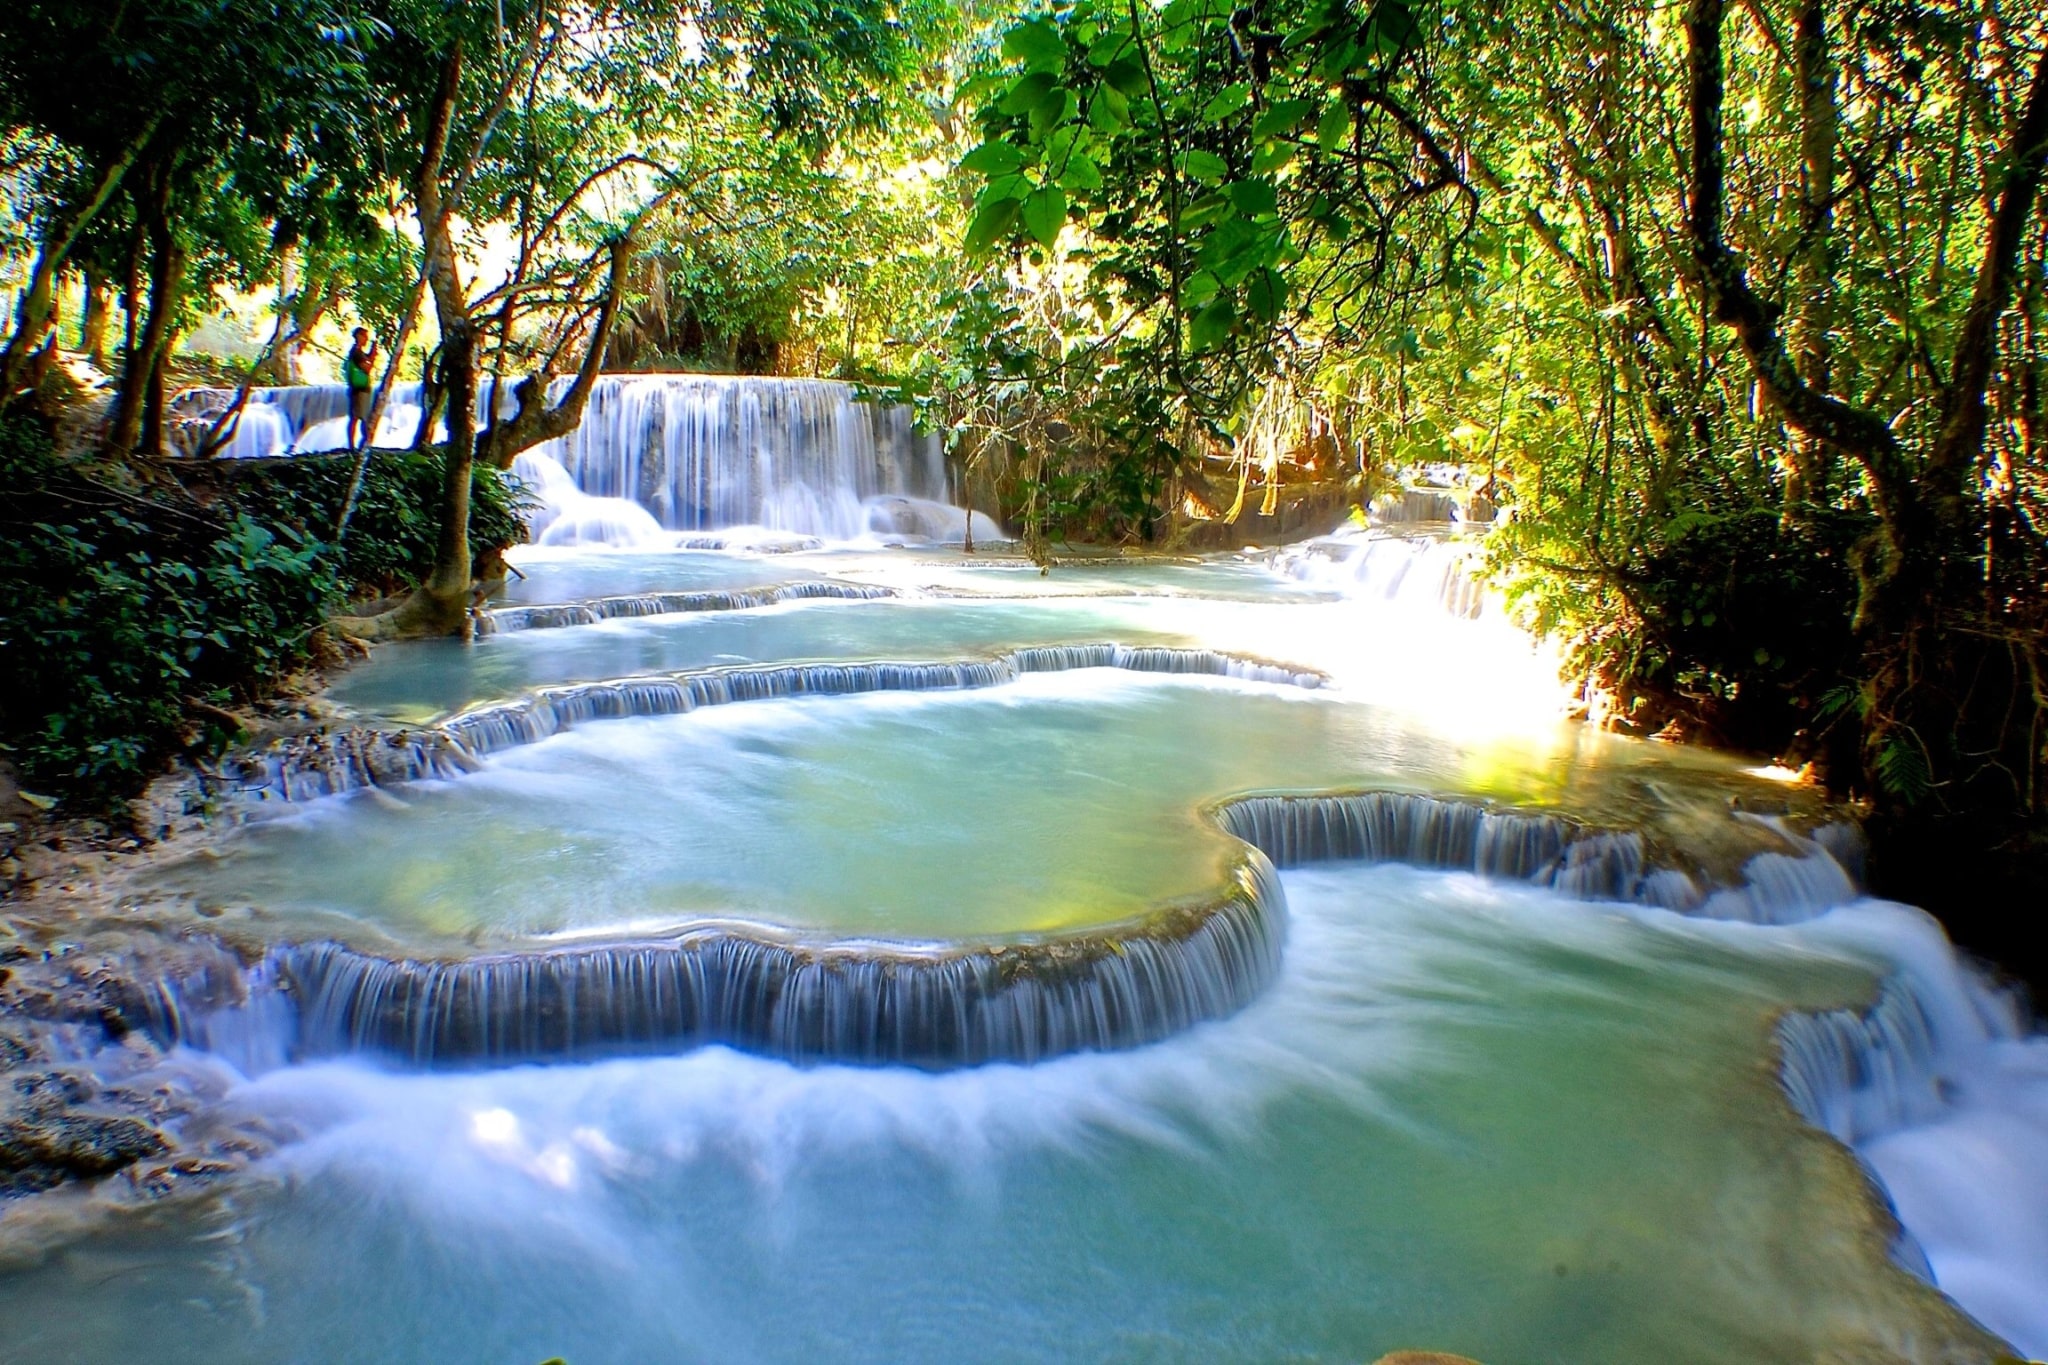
1251,99 -> 1315,141
1201,83 -> 1251,122
960,140 -> 1026,176
1189,297 -> 1237,350
1370,0 -> 1422,52
1030,86 -> 1077,135
975,173 -> 1031,208
1057,153 -> 1103,192
1102,58 -> 1149,97
998,72 -> 1058,116
1090,87 -> 1130,131
1226,179 -> 1278,216
1177,193 -> 1231,230
1022,184 -> 1069,247
1316,100 -> 1351,151
1086,31 -> 1133,67
1002,19 -> 1068,72
1180,149 -> 1229,184
965,198 -> 1022,253
1251,140 -> 1296,175
1246,266 -> 1287,322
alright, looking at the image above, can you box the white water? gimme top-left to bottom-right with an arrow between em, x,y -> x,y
1776,902 -> 2048,1352
0,867 -> 2007,1362
1274,531 -> 2048,1354
12,505 -> 2048,1356
200,374 -> 1002,548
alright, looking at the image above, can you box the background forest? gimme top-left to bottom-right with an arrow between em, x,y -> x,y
1,0 -> 2044,945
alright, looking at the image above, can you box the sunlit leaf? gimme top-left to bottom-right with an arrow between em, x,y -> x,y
1227,179 -> 1277,216
1002,19 -> 1068,73
1246,266 -> 1286,322
959,141 -> 1026,176
997,72 -> 1057,116
1058,153 -> 1103,192
1180,149 -> 1228,184
965,198 -> 1022,253
1022,184 -> 1069,247
1189,296 -> 1236,350
1201,83 -> 1251,122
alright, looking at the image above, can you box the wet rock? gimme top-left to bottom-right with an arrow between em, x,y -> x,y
0,1029 -> 35,1070
11,1071 -> 92,1105
125,1154 -> 239,1201
0,1110 -> 171,1195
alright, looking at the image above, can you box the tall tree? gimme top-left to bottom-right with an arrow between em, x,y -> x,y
337,0 -> 946,637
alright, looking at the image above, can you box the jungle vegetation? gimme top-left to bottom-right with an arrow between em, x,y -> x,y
1,0 -> 2043,936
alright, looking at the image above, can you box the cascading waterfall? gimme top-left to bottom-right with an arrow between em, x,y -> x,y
190,374 -> 1004,546
475,581 -> 901,635
222,646 -> 1328,803
1269,527 -> 1490,618
193,381 -> 444,459
1229,788 -> 2047,1343
150,855 -> 1284,1070
1214,792 -> 1863,923
524,374 -> 1002,544
148,789 -> 1864,1073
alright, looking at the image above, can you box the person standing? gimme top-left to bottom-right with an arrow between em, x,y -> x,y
345,327 -> 379,453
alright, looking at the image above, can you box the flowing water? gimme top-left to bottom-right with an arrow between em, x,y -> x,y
6,385 -> 2047,1362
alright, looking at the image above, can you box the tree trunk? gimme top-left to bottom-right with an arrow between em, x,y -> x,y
108,170 -> 186,460
1782,0 -> 1838,524
80,269 -> 113,372
0,120 -> 156,406
344,45 -> 476,638
382,318 -> 477,637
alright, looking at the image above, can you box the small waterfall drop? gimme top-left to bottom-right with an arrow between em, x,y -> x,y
146,855 -> 1287,1070
224,647 -> 1327,804
1269,528 -> 1490,619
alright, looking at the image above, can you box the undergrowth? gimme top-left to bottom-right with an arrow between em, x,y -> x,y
0,416 -> 527,807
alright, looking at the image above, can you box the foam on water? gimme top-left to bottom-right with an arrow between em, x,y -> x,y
1773,901 -> 2048,1353
2,865 -> 2001,1362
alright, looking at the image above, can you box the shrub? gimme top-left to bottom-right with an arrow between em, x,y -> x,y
228,451 -> 531,601
0,418 -> 529,806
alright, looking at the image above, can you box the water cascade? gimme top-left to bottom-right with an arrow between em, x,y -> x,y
191,374 -> 1003,546
1216,792 -> 1863,922
12,499 -> 2048,1358
525,374 -> 999,544
222,646 -> 1328,803
1269,527 -> 1489,618
475,580 -> 900,635
148,789 -> 1862,1074
147,854 -> 1284,1070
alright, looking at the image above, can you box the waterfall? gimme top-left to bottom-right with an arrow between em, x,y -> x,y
1269,528 -> 1490,618
145,855 -> 1286,1070
149,789 -> 1870,1076
222,647 -> 1327,803
525,375 -> 936,537
1223,787 -> 2046,1337
191,374 -> 1000,546
476,581 -> 901,635
1373,489 -> 1462,523
1212,792 -> 1863,920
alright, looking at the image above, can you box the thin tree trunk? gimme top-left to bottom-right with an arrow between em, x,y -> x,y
109,168 -> 186,459
1783,0 -> 1837,524
0,119 -> 157,405
80,269 -> 113,371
